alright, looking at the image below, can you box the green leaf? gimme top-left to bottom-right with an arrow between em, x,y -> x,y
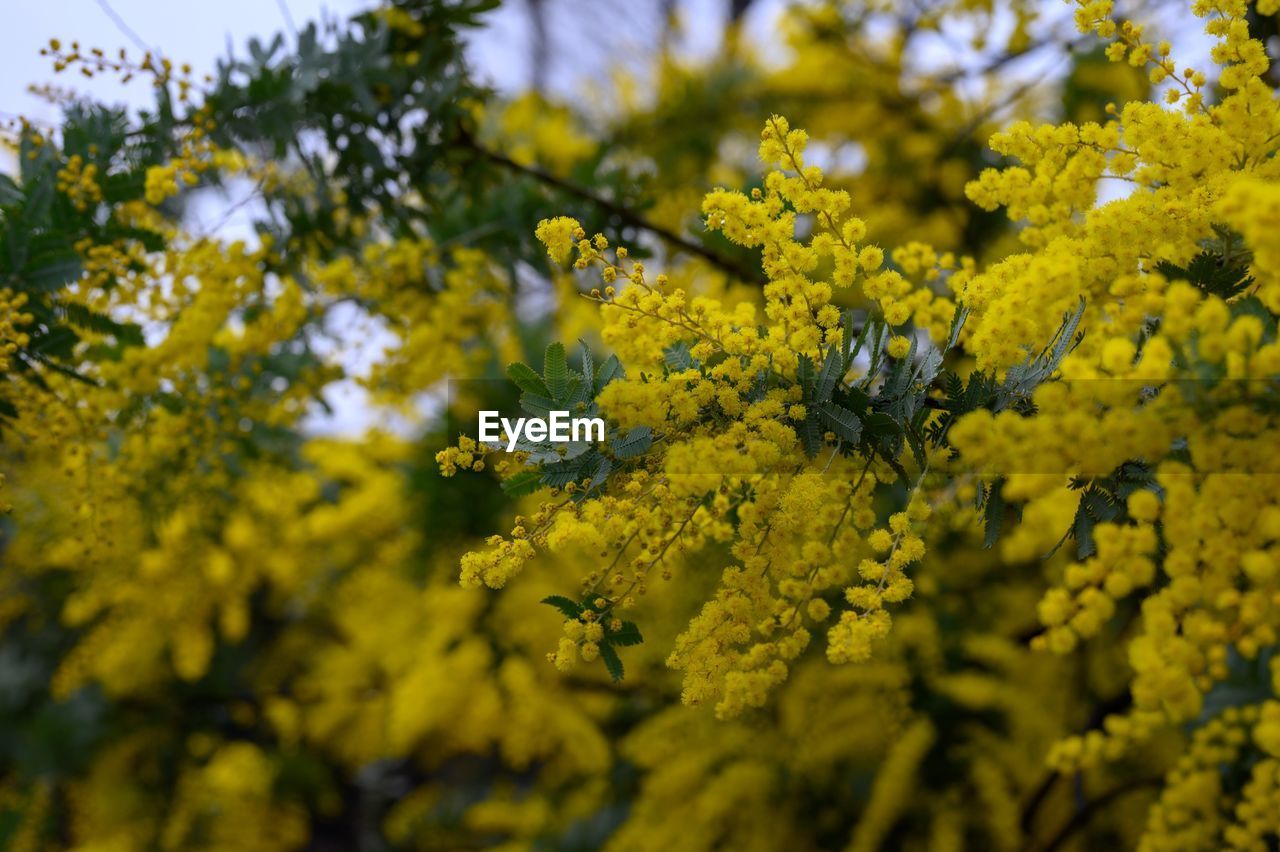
20,169 -> 53,226
817,401 -> 862,444
582,456 -> 612,496
501,469 -> 545,497
59,303 -> 144,346
944,305 -> 969,353
883,337 -> 918,398
862,411 -> 901,437
904,424 -> 928,471
1157,252 -> 1254,301
27,325 -> 79,360
1000,298 -> 1087,405
599,642 -> 625,682
663,341 -> 694,372
798,412 -> 822,458
540,457 -> 587,488
541,595 -> 582,619
815,344 -> 844,403
564,374 -> 586,407
519,392 -> 558,418
611,426 -> 652,459
594,354 -> 623,394
0,175 -> 22,206
1069,487 -> 1121,558
861,322 -> 889,383
543,342 -> 569,401
579,340 -> 594,392
20,350 -> 96,386
608,621 -> 644,646
1081,488 -> 1121,523
507,361 -> 549,397
1073,504 -> 1097,558
840,309 -> 857,366
913,344 -> 944,387
851,316 -> 880,363
796,353 -> 816,401
23,251 -> 82,292
1047,298 -> 1086,369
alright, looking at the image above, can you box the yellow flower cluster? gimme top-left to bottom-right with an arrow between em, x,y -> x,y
1139,705 -> 1254,850
1219,178 -> 1280,313
701,115 -> 951,351
1132,697 -> 1280,851
448,4 -> 1280,845
312,242 -> 513,401
939,0 -> 1280,794
11,0 -> 1280,848
40,37 -> 206,96
498,93 -> 596,174
0,288 -> 32,376
511,119 -> 962,716
831,502 -> 929,664
143,134 -> 225,205
534,216 -> 582,267
55,153 -> 102,212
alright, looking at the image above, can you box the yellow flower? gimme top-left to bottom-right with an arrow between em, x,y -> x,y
535,216 -> 581,266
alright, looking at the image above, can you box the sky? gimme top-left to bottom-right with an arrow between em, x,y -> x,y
2,0 -> 363,125
1,0 -> 760,123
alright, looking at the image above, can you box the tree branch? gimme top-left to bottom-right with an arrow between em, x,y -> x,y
1030,776 -> 1163,852
458,130 -> 767,285
1018,690 -> 1133,835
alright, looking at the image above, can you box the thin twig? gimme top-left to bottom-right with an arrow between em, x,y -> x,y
92,0 -> 152,54
457,129 -> 767,285
1030,776 -> 1163,852
276,0 -> 299,38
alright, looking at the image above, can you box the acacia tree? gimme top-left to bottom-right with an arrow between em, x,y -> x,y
1,0 -> 1279,850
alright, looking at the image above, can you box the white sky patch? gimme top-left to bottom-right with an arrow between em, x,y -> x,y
1,0 -> 363,126
301,299 -> 406,436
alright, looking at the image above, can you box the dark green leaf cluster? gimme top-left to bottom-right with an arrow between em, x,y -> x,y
1063,461 -> 1157,558
541,594 -> 645,682
928,298 -> 1085,450
0,104 -> 170,417
930,300 -> 1088,549
197,0 -> 697,282
499,341 -> 636,500
981,461 -> 1156,563
204,2 -> 496,247
793,311 -> 929,474
1155,225 -> 1255,301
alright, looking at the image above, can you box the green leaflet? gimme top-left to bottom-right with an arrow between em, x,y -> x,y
501,469 -> 545,498
543,342 -> 570,401
541,595 -> 582,619
817,402 -> 862,444
608,621 -> 644,646
611,426 -> 652,459
815,343 -> 844,402
594,353 -> 624,394
599,643 -> 625,682
507,361 -> 549,397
